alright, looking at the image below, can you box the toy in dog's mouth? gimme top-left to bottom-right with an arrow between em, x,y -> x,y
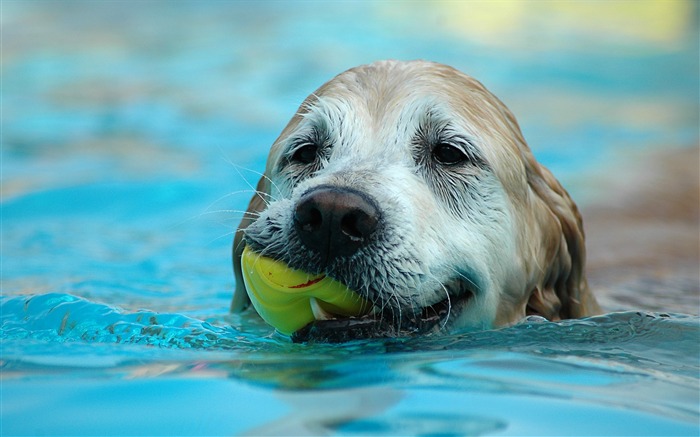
241,246 -> 473,343
240,246 -> 371,336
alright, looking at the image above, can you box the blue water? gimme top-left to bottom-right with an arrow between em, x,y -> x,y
2,293 -> 700,435
2,2 -> 699,435
3,294 -> 699,435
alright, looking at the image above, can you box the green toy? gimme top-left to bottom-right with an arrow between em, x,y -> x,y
241,246 -> 370,335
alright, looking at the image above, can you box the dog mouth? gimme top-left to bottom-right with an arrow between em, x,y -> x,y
241,194 -> 479,342
291,277 -> 475,343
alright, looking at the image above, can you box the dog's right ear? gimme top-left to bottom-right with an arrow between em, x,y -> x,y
231,176 -> 269,312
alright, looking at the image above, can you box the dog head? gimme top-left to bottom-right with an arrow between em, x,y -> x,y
232,60 -> 599,338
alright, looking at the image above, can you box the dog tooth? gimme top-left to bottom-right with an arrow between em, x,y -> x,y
310,297 -> 334,320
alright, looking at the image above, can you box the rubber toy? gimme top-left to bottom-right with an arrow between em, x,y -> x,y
241,246 -> 370,335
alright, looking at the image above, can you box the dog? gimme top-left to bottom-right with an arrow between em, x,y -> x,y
231,60 -> 600,341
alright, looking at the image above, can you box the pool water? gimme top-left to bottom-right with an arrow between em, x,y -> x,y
2,293 -> 698,435
2,2 -> 699,435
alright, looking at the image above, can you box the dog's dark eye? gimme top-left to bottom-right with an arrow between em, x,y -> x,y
291,143 -> 318,165
432,143 -> 469,166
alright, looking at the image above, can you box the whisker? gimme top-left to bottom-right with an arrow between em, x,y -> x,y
203,189 -> 274,214
389,292 -> 403,334
206,230 -> 238,246
173,209 -> 262,232
165,188 -> 269,233
409,269 -> 453,332
199,208 -> 262,218
446,266 -> 479,292
215,143 -> 281,199
436,281 -> 452,331
222,155 -> 284,205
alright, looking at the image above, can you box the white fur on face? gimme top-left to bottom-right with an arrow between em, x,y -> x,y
243,61 -> 532,331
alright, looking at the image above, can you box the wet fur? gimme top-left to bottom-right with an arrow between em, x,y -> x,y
232,60 -> 600,333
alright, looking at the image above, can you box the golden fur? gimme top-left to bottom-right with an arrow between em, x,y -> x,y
232,60 -> 599,331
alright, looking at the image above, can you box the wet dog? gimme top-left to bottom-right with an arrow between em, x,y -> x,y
232,60 -> 600,341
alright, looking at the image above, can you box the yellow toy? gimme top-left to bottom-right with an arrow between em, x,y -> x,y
241,246 -> 370,335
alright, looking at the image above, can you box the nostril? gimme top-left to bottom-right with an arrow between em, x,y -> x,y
341,213 -> 362,241
298,206 -> 323,233
341,211 -> 377,242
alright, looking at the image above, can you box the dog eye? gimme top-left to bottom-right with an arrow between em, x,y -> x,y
432,143 -> 469,165
291,143 -> 318,165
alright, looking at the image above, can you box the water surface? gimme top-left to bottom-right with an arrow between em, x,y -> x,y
3,293 -> 698,435
2,2 -> 698,435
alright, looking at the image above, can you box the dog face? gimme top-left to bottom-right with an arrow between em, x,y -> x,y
232,60 -> 599,338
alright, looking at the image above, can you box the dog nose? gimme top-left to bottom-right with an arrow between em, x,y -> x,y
294,186 -> 379,263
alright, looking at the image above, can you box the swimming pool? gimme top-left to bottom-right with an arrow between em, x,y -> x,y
2,2 -> 698,435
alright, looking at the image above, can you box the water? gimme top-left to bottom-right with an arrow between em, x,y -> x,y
2,293 -> 698,435
2,2 -> 699,435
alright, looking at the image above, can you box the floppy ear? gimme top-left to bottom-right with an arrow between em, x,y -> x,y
231,176 -> 269,312
524,158 -> 601,320
487,103 -> 600,321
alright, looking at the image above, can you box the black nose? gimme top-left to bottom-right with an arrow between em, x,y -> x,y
294,186 -> 379,264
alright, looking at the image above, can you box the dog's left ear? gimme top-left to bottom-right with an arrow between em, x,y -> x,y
524,160 -> 599,320
231,176 -> 269,312
498,109 -> 600,320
